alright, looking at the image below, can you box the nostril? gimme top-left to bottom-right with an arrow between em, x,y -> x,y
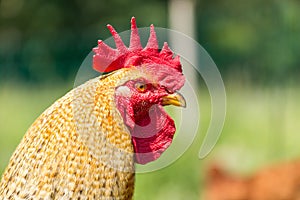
162,86 -> 173,94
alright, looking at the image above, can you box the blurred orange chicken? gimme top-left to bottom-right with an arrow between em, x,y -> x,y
204,161 -> 300,200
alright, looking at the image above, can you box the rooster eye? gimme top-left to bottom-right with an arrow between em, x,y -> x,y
135,82 -> 147,92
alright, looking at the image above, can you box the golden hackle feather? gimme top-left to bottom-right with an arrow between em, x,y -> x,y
0,68 -> 142,199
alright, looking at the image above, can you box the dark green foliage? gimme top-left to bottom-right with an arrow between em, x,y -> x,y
0,0 -> 299,84
196,0 -> 300,84
0,0 -> 168,83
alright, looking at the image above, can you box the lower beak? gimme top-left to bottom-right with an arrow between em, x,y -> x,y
161,92 -> 186,108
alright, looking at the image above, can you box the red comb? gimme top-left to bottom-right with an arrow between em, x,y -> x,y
92,17 -> 182,73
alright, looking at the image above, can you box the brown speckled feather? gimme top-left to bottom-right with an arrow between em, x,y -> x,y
0,68 -> 139,200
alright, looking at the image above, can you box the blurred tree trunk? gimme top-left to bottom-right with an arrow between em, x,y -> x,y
168,0 -> 198,86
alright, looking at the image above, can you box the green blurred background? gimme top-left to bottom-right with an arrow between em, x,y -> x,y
0,0 -> 299,199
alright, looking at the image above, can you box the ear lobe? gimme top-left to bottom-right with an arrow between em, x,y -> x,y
116,86 -> 131,97
115,89 -> 135,129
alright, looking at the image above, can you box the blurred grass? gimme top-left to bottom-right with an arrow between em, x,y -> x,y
0,83 -> 71,173
0,81 -> 300,199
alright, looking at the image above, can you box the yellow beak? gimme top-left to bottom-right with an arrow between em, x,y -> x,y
161,92 -> 186,108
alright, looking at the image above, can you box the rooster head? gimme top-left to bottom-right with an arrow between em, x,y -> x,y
93,17 -> 186,164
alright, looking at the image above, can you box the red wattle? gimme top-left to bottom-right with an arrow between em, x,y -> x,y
131,105 -> 176,164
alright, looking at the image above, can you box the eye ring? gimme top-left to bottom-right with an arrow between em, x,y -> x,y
135,82 -> 147,92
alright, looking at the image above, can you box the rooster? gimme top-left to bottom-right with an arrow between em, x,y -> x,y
0,17 -> 186,199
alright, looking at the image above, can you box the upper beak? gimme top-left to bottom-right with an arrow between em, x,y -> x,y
161,92 -> 186,108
